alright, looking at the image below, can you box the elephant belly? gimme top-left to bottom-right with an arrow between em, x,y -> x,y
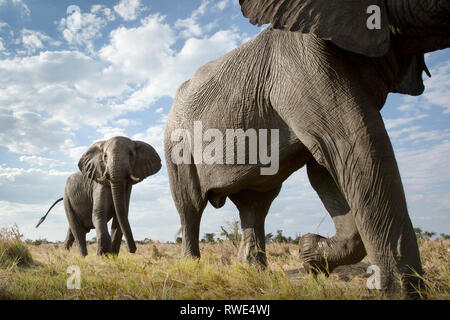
65,173 -> 95,230
199,134 -> 312,203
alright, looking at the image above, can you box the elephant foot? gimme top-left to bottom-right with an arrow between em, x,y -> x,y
96,240 -> 113,256
128,243 -> 137,254
63,241 -> 72,251
182,246 -> 201,259
97,248 -> 112,256
299,233 -> 335,275
238,239 -> 267,268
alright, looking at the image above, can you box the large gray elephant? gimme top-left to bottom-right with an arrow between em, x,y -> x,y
164,0 -> 450,298
36,136 -> 161,256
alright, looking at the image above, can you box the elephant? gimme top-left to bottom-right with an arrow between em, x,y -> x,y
36,136 -> 161,256
164,0 -> 450,298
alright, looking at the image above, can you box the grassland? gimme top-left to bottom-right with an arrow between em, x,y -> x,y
1,232 -> 449,300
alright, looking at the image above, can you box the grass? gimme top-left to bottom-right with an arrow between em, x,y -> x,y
0,231 -> 448,300
0,225 -> 33,269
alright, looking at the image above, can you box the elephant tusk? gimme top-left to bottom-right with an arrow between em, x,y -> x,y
130,175 -> 140,182
97,175 -> 108,182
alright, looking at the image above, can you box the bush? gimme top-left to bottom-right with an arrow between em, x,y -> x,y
0,225 -> 33,268
220,220 -> 241,247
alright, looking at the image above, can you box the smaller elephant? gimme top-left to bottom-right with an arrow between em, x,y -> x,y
36,136 -> 162,256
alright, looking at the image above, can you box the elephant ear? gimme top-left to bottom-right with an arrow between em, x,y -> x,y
78,141 -> 106,181
239,0 -> 391,57
393,54 -> 430,96
133,141 -> 162,181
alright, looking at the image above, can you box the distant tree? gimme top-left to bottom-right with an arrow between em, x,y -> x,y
136,238 -> 153,245
28,238 -> 50,246
176,237 -> 182,244
414,227 -> 423,238
414,227 -> 437,240
291,233 -> 301,244
220,220 -> 241,247
274,230 -> 288,243
439,233 -> 450,240
265,233 -> 273,243
203,233 -> 216,243
423,231 -> 436,240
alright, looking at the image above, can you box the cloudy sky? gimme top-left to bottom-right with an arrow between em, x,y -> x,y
0,0 -> 449,243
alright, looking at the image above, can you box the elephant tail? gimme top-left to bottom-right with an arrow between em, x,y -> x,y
36,198 -> 63,228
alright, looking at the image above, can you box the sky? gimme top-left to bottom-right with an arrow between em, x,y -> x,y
0,0 -> 449,243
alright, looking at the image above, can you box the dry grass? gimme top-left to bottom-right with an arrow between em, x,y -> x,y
0,232 -> 448,300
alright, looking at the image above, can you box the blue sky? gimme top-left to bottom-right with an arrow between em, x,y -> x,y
0,0 -> 449,242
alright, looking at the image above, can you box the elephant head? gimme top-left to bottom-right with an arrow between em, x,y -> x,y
239,0 -> 450,94
78,136 -> 161,252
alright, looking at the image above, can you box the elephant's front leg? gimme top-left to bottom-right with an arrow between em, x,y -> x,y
111,218 -> 122,254
229,187 -> 281,267
299,159 -> 366,274
294,105 -> 422,298
92,187 -> 113,255
276,79 -> 424,297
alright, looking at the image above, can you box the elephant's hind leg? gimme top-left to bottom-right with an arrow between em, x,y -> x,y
168,161 -> 207,259
64,197 -> 88,256
299,159 -> 366,274
63,228 -> 75,251
229,186 -> 282,267
178,196 -> 207,258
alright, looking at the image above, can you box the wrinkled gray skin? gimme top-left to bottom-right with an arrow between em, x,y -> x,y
164,0 -> 450,298
38,137 -> 161,256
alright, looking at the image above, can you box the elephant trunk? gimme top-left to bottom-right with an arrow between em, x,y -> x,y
109,157 -> 136,253
387,0 -> 450,54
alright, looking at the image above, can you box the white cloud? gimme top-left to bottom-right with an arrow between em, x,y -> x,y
396,140 -> 450,191
0,109 -> 73,154
97,126 -> 127,140
175,0 -> 215,38
58,6 -> 112,52
0,165 -> 71,203
132,124 -> 165,156
0,0 -> 30,16
423,60 -> 450,113
91,4 -> 116,21
114,0 -> 143,21
19,155 -> 65,168
0,50 -> 125,122
20,29 -> 60,54
113,118 -> 140,127
0,50 -> 131,156
215,0 -> 230,11
100,15 -> 176,83
101,14 -> 244,110
66,145 -> 88,162
0,200 -> 67,241
11,0 -> 29,15
384,114 -> 428,130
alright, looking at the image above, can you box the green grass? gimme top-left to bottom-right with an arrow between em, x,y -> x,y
0,225 -> 33,269
0,234 -> 449,300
